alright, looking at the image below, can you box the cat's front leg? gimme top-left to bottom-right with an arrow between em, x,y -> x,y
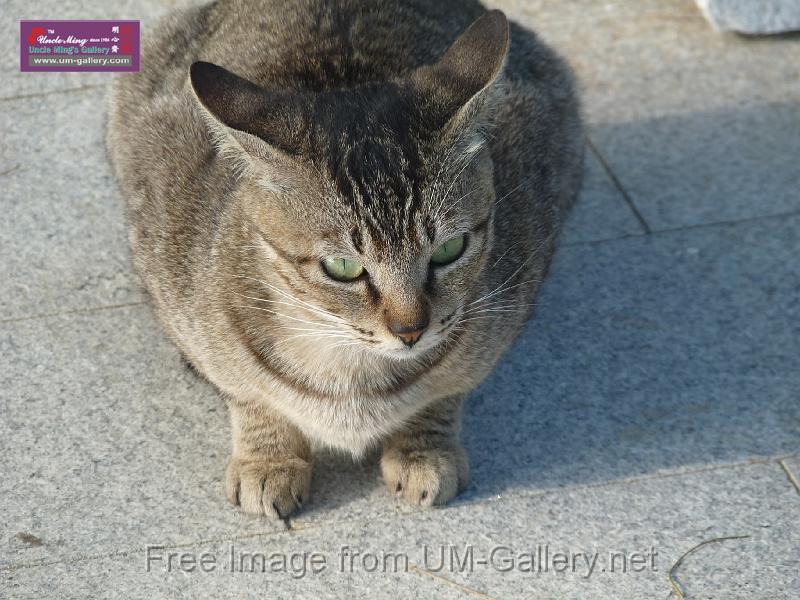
381,395 -> 469,508
225,398 -> 312,519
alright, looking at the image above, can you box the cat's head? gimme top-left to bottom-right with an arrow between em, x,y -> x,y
190,11 -> 509,359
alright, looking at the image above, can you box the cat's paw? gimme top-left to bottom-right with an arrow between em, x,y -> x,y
381,444 -> 469,508
225,455 -> 311,519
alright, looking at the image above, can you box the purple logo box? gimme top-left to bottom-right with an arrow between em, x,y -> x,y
20,20 -> 140,72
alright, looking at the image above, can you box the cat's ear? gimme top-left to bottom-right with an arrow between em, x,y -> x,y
411,10 -> 509,132
189,61 -> 307,171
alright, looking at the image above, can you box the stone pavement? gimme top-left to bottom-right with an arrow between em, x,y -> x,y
2,1 -> 799,598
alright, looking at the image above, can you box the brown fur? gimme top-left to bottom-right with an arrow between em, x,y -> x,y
107,0 -> 583,517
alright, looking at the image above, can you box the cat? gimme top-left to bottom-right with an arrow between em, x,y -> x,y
107,0 -> 583,519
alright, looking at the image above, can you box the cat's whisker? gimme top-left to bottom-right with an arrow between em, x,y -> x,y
234,274 -> 331,316
463,300 -> 528,311
231,275 -> 334,316
490,241 -> 523,269
445,186 -> 480,212
234,275 -> 346,323
464,297 -> 528,309
462,308 -> 524,316
493,181 -> 525,207
273,332 -> 354,349
429,138 -> 461,198
457,314 -> 515,325
461,300 -> 536,315
436,186 -> 480,221
472,278 -> 542,308
282,326 -> 350,335
468,257 -> 534,307
467,241 -> 547,307
234,292 -> 342,327
329,340 -> 363,350
280,332 -> 352,341
433,150 -> 481,221
232,304 -> 347,331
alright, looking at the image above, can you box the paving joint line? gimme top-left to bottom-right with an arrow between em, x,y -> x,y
645,208 -> 800,237
777,458 -> 800,496
0,455 -> 781,574
0,83 -> 106,104
560,207 -> 800,248
585,135 -> 652,234
0,301 -> 146,325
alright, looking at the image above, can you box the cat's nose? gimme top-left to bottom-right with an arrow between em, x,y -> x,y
388,318 -> 429,348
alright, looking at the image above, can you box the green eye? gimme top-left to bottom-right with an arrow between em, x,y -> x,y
431,234 -> 466,266
322,257 -> 365,281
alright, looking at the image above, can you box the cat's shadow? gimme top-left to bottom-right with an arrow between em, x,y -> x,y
306,102 -> 800,509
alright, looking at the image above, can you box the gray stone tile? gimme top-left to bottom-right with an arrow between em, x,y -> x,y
511,1 -> 800,123
459,213 -> 800,499
560,146 -> 645,245
395,462 -> 799,599
1,0 -> 184,99
588,104 -> 800,231
0,307 -> 286,569
6,462 -> 796,599
2,537 -> 470,600
0,89 -> 141,320
503,0 -> 800,230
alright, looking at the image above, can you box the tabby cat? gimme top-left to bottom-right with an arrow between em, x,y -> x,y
107,0 -> 583,518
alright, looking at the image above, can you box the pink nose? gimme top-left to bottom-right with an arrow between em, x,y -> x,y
395,328 -> 425,347
388,318 -> 429,348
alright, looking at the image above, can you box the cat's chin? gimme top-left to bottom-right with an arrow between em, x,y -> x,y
387,348 -> 424,362
371,338 -> 446,362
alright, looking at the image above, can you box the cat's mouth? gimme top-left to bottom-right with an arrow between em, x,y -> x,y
376,320 -> 460,361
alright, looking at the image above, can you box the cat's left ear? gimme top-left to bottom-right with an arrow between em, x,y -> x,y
410,10 -> 510,133
189,61 -> 308,174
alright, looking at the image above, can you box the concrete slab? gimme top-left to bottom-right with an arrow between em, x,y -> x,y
0,307 -> 286,569
461,213 -> 800,498
588,104 -> 800,232
501,0 -> 800,230
406,462 -> 799,599
4,462 -> 797,599
2,537 -> 470,600
0,89 -> 140,321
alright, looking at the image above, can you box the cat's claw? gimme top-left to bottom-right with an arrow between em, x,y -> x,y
381,445 -> 469,508
225,455 -> 311,520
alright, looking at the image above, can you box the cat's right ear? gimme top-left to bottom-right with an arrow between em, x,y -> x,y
189,61 -> 307,176
410,10 -> 509,134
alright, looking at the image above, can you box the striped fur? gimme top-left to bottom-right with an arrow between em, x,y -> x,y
107,0 -> 583,518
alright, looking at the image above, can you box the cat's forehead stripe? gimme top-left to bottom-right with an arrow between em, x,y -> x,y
330,134 -> 426,249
